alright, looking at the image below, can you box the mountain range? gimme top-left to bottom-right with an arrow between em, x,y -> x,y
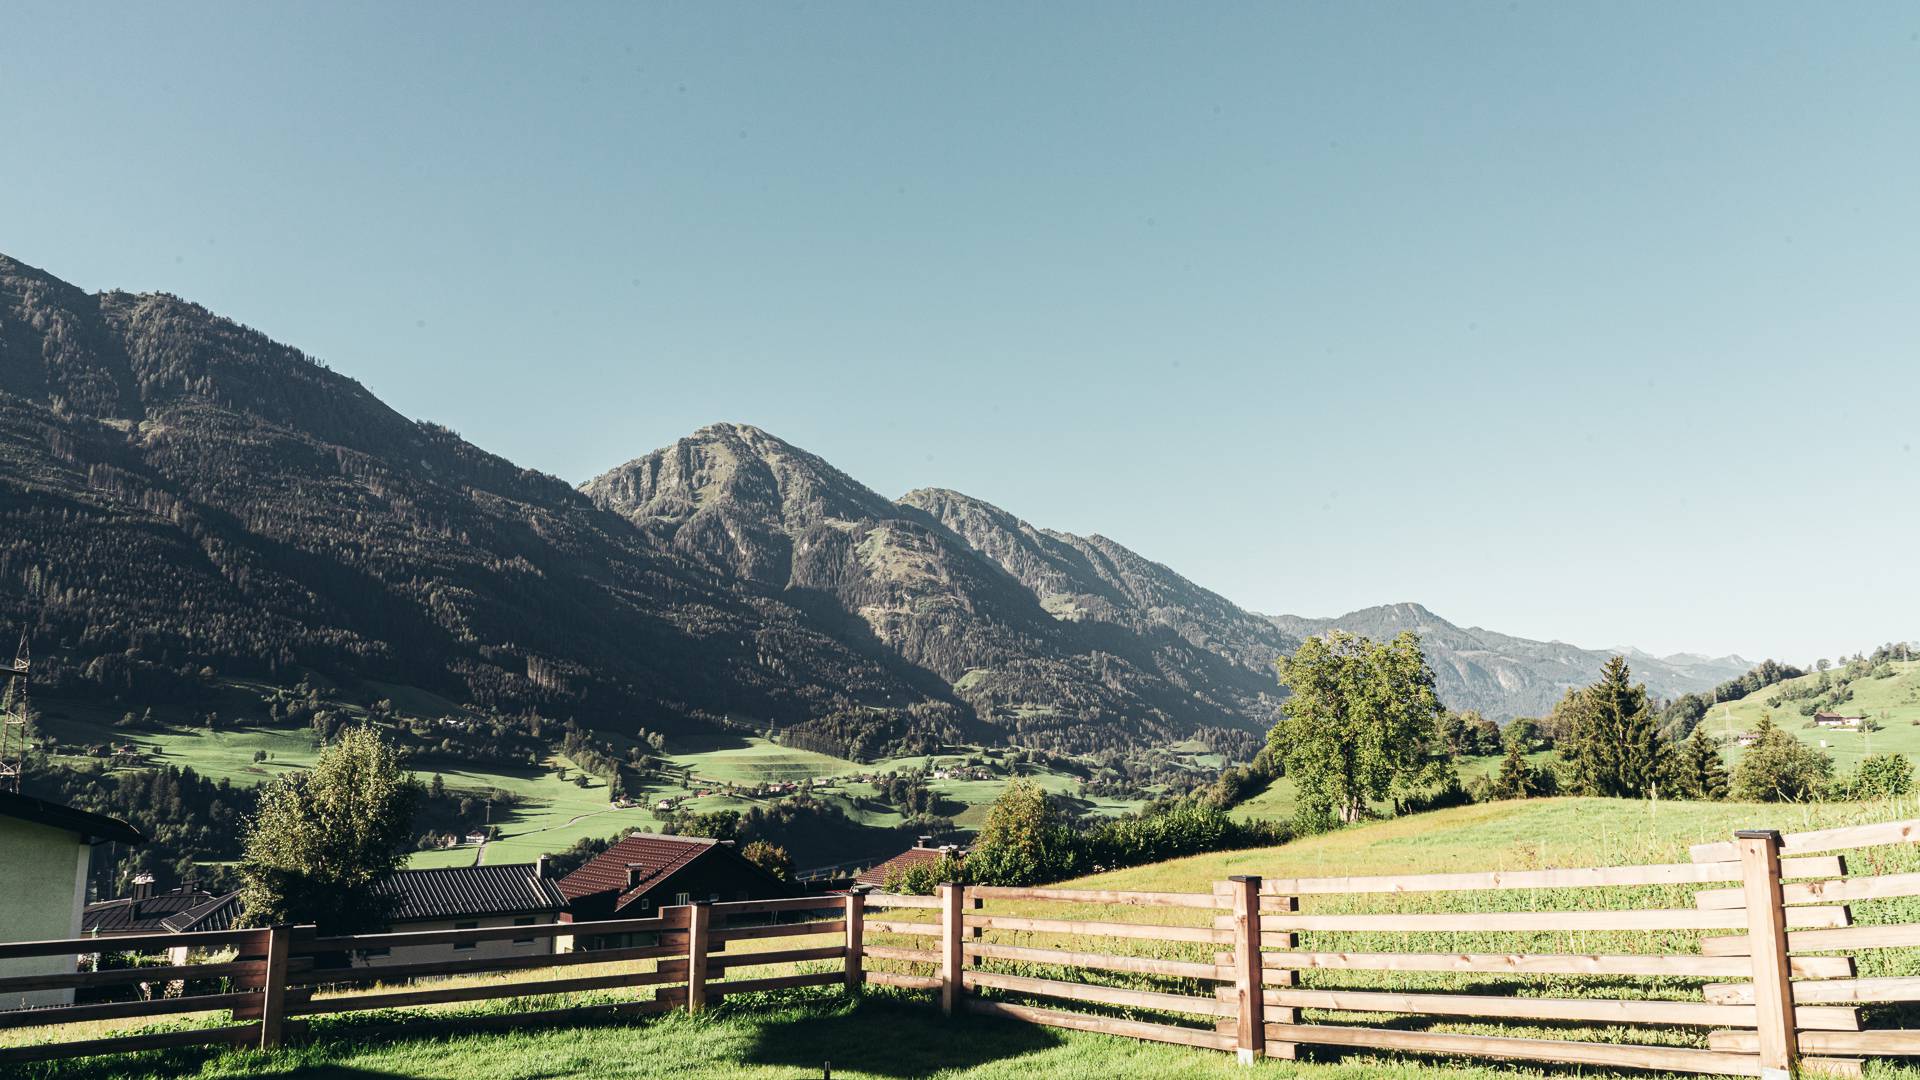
0,253 -> 1750,759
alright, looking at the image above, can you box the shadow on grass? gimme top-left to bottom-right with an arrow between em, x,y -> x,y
733,994 -> 1061,1077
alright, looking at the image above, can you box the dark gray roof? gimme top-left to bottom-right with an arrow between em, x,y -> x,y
161,891 -> 243,933
376,864 -> 566,921
0,790 -> 142,845
83,887 -> 223,935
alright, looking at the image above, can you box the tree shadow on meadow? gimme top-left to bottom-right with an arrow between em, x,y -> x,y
733,997 -> 1062,1077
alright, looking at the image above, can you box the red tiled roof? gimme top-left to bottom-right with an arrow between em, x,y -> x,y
556,833 -> 721,910
854,847 -> 947,888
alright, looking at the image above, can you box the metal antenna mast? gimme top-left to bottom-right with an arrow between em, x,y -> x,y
0,630 -> 28,793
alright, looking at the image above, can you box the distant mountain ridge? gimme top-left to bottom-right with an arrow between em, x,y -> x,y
0,251 -> 1754,758
582,424 -> 1290,753
1265,603 -> 1752,720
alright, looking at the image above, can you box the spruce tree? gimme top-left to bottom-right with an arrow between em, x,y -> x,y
1490,741 -> 1536,800
1565,656 -> 1668,798
1668,728 -> 1729,801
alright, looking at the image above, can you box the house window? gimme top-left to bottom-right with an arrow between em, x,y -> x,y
708,892 -> 720,903
453,921 -> 479,950
674,892 -> 691,907
512,916 -> 537,945
637,897 -> 651,911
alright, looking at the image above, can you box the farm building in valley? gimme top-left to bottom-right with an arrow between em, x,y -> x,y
1813,711 -> 1866,729
0,790 -> 142,1010
556,833 -> 795,941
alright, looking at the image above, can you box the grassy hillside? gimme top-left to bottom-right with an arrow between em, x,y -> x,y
1700,658 -> 1920,771
1088,795 -> 1917,892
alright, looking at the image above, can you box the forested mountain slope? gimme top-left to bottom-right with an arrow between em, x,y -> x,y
584,424 -> 1282,754
0,254 -> 935,743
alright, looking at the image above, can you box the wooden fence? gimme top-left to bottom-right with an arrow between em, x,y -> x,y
3,818 -> 1918,1075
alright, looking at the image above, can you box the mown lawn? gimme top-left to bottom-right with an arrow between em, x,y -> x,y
25,990 -> 1918,1080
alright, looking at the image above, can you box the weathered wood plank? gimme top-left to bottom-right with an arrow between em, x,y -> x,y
968,998 -> 1238,1050
1249,987 -> 1858,1030
707,970 -> 843,998
1692,819 -> 1920,863
302,911 -> 681,953
0,959 -> 264,995
1703,922 -> 1920,956
0,1023 -> 260,1064
292,964 -> 687,1015
1707,976 -> 1920,1005
1698,872 -> 1920,911
865,919 -> 941,937
1254,950 -> 1849,979
0,927 -> 266,962
1710,1029 -> 1920,1056
1239,905 -> 1846,933
862,892 -> 943,909
707,919 -> 845,944
290,943 -> 683,987
964,969 -> 1237,1018
864,970 -> 942,990
863,944 -> 939,965
964,942 -> 1226,981
1263,1022 -> 1765,1076
706,945 -> 845,971
709,896 -> 847,917
0,992 -> 259,1031
1251,857 -> 1842,898
971,886 -> 1225,909
967,915 -> 1230,943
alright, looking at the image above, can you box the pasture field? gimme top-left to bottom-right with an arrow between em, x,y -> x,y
1701,659 -> 1920,771
17,796 -> 1920,1080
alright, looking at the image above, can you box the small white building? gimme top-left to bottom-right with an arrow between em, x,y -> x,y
0,791 -> 142,1010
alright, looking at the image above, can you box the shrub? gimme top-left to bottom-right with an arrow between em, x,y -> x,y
1730,717 -> 1832,802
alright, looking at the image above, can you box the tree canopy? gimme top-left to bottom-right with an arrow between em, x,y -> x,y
238,725 -> 422,932
1562,656 -> 1667,798
1269,631 -> 1449,828
1730,717 -> 1832,803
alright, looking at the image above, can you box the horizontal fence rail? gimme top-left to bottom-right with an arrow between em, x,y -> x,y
3,815 -> 1917,1076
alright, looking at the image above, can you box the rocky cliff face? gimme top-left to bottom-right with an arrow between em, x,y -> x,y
585,426 -> 1284,753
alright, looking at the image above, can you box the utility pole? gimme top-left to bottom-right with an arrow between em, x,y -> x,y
0,630 -> 29,793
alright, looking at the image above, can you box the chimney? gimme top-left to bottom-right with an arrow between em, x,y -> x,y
626,865 -> 645,889
535,855 -> 551,879
130,873 -> 155,901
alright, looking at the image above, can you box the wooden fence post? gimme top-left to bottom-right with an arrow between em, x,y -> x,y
685,902 -> 710,1015
258,925 -> 290,1051
1736,830 -> 1798,1080
940,882 -> 965,1016
844,890 -> 865,991
1227,876 -> 1266,1064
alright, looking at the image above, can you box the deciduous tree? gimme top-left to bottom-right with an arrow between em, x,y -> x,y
238,726 -> 422,932
1269,631 -> 1450,828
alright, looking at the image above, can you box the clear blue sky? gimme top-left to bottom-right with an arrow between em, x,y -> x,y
4,2 -> 1916,664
